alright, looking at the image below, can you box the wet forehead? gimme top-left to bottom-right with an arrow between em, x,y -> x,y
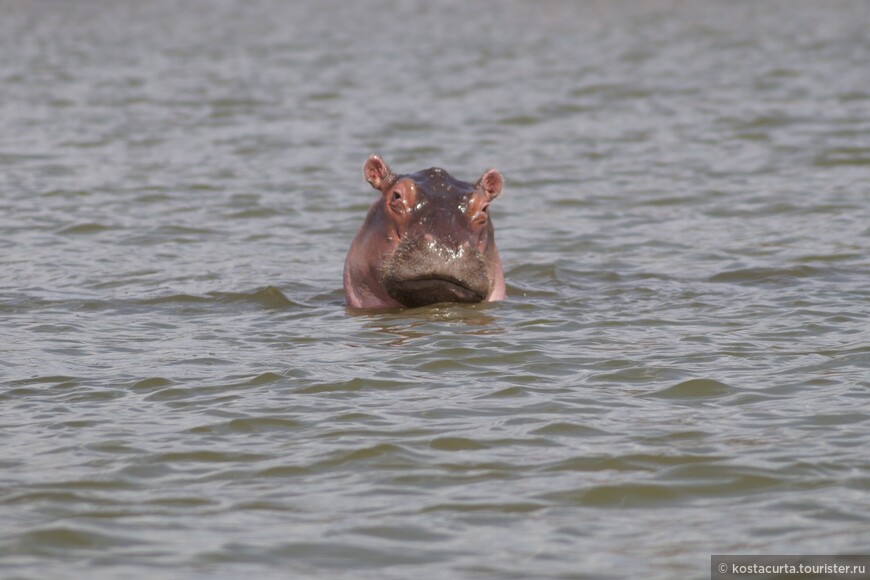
406,167 -> 474,198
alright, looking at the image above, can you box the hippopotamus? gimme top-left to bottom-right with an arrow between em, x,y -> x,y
344,155 -> 505,309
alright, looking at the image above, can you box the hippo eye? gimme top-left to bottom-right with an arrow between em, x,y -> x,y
392,191 -> 401,201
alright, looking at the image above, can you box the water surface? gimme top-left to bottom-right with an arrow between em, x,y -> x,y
1,1 -> 869,578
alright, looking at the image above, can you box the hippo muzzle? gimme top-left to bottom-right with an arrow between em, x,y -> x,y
383,234 -> 492,307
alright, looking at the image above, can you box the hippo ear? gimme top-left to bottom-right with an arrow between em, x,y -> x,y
363,155 -> 393,191
476,168 -> 503,201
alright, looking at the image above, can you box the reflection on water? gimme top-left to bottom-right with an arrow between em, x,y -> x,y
360,304 -> 504,346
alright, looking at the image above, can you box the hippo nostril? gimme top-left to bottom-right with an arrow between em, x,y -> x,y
468,200 -> 489,223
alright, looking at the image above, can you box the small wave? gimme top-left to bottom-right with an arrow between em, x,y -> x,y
257,540 -> 448,567
347,524 -> 451,543
814,147 -> 870,167
421,501 -> 545,514
138,294 -> 212,306
498,114 -> 541,126
708,265 -> 821,284
531,422 -> 609,437
540,483 -> 682,507
223,207 -> 282,220
55,222 -> 115,235
152,450 -> 269,464
210,286 -> 299,309
316,443 -> 414,469
661,464 -> 786,496
648,378 -> 737,400
15,525 -> 138,552
139,286 -> 299,310
131,377 -> 175,390
429,437 -> 488,451
542,452 -> 718,473
188,416 -> 305,435
297,377 -> 409,394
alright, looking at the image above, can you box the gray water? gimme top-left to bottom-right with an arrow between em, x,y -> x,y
2,1 -> 869,579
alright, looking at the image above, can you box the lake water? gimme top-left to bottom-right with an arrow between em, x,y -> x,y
1,1 -> 869,578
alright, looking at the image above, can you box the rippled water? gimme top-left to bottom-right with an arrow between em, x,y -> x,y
2,1 -> 869,578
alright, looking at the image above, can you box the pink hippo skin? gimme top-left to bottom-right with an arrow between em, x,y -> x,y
344,155 -> 506,310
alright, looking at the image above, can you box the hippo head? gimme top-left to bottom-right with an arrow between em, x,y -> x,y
344,155 -> 505,310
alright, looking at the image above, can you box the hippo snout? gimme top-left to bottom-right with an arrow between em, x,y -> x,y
383,235 -> 491,308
